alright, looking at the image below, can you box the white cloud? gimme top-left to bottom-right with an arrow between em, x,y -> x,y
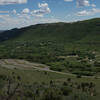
76,8 -> 100,16
0,0 -> 27,5
31,3 -> 51,17
92,8 -> 100,13
64,0 -> 73,2
0,11 -> 9,13
0,14 -> 60,30
76,0 -> 90,7
22,8 -> 30,14
12,9 -> 16,14
0,14 -> 10,19
32,14 -> 44,18
91,4 -> 96,7
38,3 -> 51,13
64,0 -> 96,7
38,3 -> 48,8
77,10 -> 90,16
17,13 -> 31,19
0,2 -> 52,30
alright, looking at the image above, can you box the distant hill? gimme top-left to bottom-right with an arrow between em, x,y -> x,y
0,18 -> 100,55
0,18 -> 100,43
0,30 -> 5,34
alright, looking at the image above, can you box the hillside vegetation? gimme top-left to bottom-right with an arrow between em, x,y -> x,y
0,18 -> 100,76
0,63 -> 100,100
0,18 -> 100,100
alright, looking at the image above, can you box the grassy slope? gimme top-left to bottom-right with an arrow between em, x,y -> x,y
0,66 -> 100,100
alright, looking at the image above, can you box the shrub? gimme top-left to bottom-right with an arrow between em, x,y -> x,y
61,86 -> 72,96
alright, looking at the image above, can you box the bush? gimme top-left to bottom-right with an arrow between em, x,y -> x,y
41,88 -> 62,100
61,86 -> 72,96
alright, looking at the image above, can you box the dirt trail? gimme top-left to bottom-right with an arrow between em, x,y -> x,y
0,59 -> 75,76
0,59 -> 49,70
0,59 -> 99,79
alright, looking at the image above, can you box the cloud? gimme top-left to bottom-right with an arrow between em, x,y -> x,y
76,0 -> 90,7
0,0 -> 27,5
64,0 -> 73,2
0,11 -> 9,13
22,8 -> 30,14
0,14 -> 60,30
7,3 -> 51,19
0,14 -> 10,23
31,3 -> 51,17
12,9 -> 16,14
77,10 -> 90,16
0,2 -> 52,30
0,14 -> 10,19
38,3 -> 51,13
17,13 -> 31,20
64,0 -> 96,7
32,14 -> 44,18
76,8 -> 100,16
91,4 -> 96,7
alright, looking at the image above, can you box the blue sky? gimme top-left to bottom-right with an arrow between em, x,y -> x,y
0,0 -> 100,30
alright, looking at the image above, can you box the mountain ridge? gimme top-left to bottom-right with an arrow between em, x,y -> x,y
0,18 -> 100,44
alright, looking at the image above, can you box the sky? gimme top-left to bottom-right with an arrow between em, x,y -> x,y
0,0 -> 100,30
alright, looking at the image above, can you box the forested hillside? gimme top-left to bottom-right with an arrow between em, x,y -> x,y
0,18 -> 100,76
